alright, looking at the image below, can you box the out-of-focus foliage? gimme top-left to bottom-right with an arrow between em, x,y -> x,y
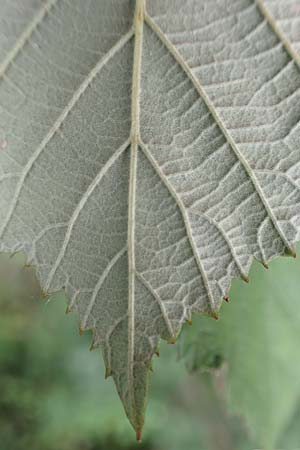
1,251 -> 300,450
180,245 -> 300,450
0,253 -> 255,450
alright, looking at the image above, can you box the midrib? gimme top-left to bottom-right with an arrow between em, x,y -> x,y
127,0 -> 144,427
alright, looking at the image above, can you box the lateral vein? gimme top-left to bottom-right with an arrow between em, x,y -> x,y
0,29 -> 134,241
0,0 -> 59,78
140,141 -> 217,314
255,0 -> 300,68
45,138 -> 130,290
81,246 -> 127,329
199,212 -> 250,279
145,11 -> 295,256
136,271 -> 175,338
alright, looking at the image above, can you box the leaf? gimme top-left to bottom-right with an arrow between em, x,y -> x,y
1,0 -> 300,436
263,0 -> 300,56
179,252 -> 300,449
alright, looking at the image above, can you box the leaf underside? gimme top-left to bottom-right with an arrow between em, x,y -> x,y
1,0 -> 300,436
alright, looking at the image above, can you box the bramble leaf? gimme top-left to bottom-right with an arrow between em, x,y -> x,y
1,0 -> 300,436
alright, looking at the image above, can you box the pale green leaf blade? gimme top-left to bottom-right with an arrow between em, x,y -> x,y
263,0 -> 300,56
1,0 -> 300,436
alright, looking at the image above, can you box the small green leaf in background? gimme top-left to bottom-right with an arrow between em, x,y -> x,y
180,244 -> 300,450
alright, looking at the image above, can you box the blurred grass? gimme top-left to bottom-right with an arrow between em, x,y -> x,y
0,250 -> 300,449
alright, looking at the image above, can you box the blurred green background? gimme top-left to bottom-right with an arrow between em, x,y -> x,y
1,249 -> 300,450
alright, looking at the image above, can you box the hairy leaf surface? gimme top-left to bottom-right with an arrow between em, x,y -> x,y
264,0 -> 300,55
1,0 -> 300,435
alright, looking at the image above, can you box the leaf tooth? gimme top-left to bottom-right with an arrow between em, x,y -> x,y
105,367 -> 112,380
168,337 -> 177,345
261,261 -> 269,269
89,341 -> 95,352
184,310 -> 192,325
65,305 -> 72,315
136,430 -> 142,442
89,333 -> 100,352
284,247 -> 297,258
154,343 -> 160,357
241,274 -> 249,284
41,290 -> 49,301
223,295 -> 230,303
79,327 -> 85,336
212,312 -> 219,321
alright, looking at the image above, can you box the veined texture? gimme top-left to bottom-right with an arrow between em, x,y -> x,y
0,0 -> 300,436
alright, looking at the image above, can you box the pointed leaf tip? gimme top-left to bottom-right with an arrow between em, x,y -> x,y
212,312 -> 219,321
136,430 -> 142,442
